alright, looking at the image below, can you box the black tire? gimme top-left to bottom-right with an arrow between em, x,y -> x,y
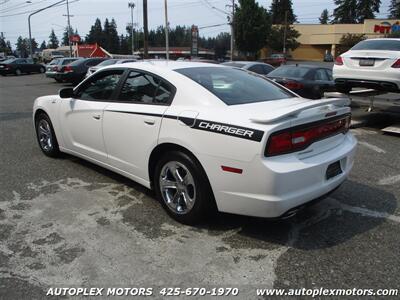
55,78 -> 63,83
312,86 -> 323,99
154,151 -> 216,225
15,69 -> 21,76
35,112 -> 60,158
39,67 -> 45,73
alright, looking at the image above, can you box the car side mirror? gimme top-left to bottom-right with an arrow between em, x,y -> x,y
59,87 -> 74,98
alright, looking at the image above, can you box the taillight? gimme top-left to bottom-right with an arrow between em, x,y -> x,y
62,65 -> 73,73
52,66 -> 58,71
335,56 -> 344,66
284,81 -> 304,90
391,59 -> 400,68
265,115 -> 351,156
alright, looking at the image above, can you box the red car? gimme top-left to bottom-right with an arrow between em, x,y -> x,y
263,54 -> 287,66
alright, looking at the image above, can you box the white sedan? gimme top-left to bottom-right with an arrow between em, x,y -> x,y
33,61 -> 357,224
333,38 -> 400,93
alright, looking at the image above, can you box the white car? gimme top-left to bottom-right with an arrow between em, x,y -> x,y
33,61 -> 357,224
333,38 -> 400,93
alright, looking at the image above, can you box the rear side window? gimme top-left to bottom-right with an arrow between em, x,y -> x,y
351,40 -> 400,51
176,67 -> 294,105
118,71 -> 173,104
314,69 -> 329,81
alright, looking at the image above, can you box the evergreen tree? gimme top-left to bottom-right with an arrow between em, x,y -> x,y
16,36 -> 29,57
48,29 -> 59,49
234,0 -> 271,57
62,26 -> 74,46
103,18 -> 119,53
356,0 -> 381,22
119,34 -> 130,54
389,0 -> 400,18
40,40 -> 47,50
214,32 -> 230,59
319,9 -> 330,24
270,0 -> 297,24
0,34 -> 13,54
86,18 -> 104,45
332,0 -> 358,23
269,25 -> 300,52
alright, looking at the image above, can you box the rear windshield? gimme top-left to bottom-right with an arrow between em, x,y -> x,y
222,62 -> 246,68
268,66 -> 310,78
62,59 -> 77,65
351,40 -> 400,51
97,59 -> 118,67
69,59 -> 85,66
176,67 -> 294,105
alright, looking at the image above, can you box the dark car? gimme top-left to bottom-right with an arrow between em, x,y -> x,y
55,57 -> 108,85
222,61 -> 274,76
267,64 -> 335,99
0,58 -> 45,76
46,57 -> 81,82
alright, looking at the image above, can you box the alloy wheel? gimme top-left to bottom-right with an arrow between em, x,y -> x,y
37,119 -> 53,151
159,161 -> 196,214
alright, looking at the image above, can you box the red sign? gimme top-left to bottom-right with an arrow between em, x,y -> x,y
374,21 -> 400,34
69,35 -> 81,43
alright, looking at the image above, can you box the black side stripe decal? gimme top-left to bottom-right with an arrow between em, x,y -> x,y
106,110 -> 264,142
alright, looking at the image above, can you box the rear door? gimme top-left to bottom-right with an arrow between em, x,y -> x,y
314,68 -> 335,94
102,69 -> 175,182
59,69 -> 124,163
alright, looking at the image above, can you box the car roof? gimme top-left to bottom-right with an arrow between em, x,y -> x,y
114,60 -> 225,71
278,64 -> 327,69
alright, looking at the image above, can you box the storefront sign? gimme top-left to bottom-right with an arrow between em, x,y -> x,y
374,21 -> 400,34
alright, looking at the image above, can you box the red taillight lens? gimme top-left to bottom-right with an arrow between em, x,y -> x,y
62,65 -> 73,72
266,115 -> 351,156
284,81 -> 304,90
334,56 -> 344,66
391,59 -> 400,68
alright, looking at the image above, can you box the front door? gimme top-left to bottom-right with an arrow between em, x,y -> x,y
59,69 -> 124,163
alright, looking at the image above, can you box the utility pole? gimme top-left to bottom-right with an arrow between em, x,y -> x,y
29,0 -> 66,58
64,0 -> 73,57
283,10 -> 288,56
228,0 -> 235,61
143,0 -> 149,58
128,2 -> 135,55
164,0 -> 169,60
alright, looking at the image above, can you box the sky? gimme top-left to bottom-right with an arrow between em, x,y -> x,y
0,0 -> 393,46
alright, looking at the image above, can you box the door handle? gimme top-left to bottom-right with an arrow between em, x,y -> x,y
144,118 -> 155,125
92,114 -> 101,120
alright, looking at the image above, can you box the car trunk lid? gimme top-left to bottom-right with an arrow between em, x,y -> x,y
343,50 -> 399,70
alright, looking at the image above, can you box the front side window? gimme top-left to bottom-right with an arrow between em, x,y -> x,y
76,70 -> 123,101
118,71 -> 172,104
176,67 -> 294,105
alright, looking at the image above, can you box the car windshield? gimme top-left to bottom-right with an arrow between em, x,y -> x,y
97,59 -> 118,67
351,40 -> 400,51
222,62 -> 246,68
268,66 -> 310,78
2,58 -> 17,64
176,67 -> 294,105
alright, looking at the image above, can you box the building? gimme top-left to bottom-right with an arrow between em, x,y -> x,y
290,19 -> 400,61
137,47 -> 215,60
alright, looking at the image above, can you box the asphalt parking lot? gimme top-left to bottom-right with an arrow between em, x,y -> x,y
1,74 -> 399,299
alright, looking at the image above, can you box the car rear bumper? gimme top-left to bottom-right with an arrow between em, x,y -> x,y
200,132 -> 357,218
333,67 -> 400,91
45,72 -> 57,78
0,69 -> 13,75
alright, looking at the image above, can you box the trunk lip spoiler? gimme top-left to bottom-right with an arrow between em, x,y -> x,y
250,97 -> 351,124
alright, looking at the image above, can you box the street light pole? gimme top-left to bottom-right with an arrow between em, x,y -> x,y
128,2 -> 135,55
283,10 -> 288,56
164,0 -> 169,60
28,0 -> 66,57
